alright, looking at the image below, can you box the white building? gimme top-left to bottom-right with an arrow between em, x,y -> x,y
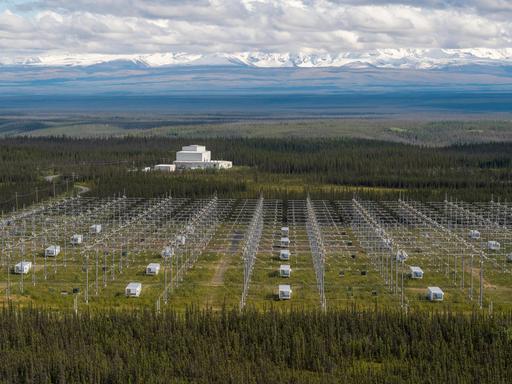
279,249 -> 290,261
427,286 -> 444,301
146,263 -> 161,275
125,282 -> 142,297
45,245 -> 61,257
154,164 -> 176,172
280,237 -> 290,247
409,266 -> 424,279
278,284 -> 292,300
90,224 -> 102,234
71,234 -> 83,245
280,264 -> 291,278
14,261 -> 32,274
469,230 -> 481,240
488,241 -> 501,251
173,145 -> 232,170
281,227 -> 289,236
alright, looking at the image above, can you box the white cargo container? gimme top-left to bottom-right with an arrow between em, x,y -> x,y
278,284 -> 292,300
90,224 -> 102,234
14,261 -> 32,274
279,249 -> 290,261
409,266 -> 424,279
146,263 -> 161,276
71,234 -> 83,245
427,286 -> 444,301
279,264 -> 291,278
125,282 -> 142,297
468,230 -> 481,240
488,241 -> 501,251
45,245 -> 61,257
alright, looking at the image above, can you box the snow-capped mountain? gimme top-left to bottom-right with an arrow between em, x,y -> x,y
2,48 -> 512,69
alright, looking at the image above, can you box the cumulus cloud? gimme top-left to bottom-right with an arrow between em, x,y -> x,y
0,0 -> 510,57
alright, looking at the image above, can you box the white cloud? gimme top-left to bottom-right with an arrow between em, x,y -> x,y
0,0 -> 510,58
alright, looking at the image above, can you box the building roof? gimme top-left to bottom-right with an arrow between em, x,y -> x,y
126,282 -> 142,289
147,263 -> 160,269
410,266 -> 423,273
181,145 -> 206,152
279,284 -> 291,291
280,264 -> 291,270
15,261 -> 31,266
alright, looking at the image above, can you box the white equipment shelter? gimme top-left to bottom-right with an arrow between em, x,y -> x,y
396,250 -> 408,262
279,249 -> 290,260
409,266 -> 424,279
280,264 -> 291,278
146,263 -> 161,276
427,286 -> 444,301
45,245 -> 61,257
90,224 -> 102,234
14,261 -> 32,274
125,282 -> 142,297
71,234 -> 83,245
278,284 -> 292,300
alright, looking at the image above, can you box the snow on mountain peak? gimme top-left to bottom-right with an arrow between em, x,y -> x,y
1,48 -> 512,69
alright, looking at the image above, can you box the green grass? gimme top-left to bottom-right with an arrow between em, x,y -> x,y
2,216 -> 512,313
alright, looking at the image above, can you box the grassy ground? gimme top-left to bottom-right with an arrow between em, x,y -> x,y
2,217 -> 509,313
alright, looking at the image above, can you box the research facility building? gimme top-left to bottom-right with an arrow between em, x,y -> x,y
173,145 -> 232,170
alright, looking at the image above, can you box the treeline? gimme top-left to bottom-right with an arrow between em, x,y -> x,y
0,305 -> 511,383
0,137 -> 511,207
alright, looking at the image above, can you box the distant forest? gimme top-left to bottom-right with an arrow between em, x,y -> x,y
1,306 -> 511,383
0,136 -> 511,211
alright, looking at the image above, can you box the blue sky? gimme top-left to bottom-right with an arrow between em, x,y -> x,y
0,1 -> 511,58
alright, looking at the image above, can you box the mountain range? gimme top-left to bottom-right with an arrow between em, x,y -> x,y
2,48 -> 512,69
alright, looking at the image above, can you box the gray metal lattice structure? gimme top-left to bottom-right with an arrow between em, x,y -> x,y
240,195 -> 264,309
305,196 -> 326,310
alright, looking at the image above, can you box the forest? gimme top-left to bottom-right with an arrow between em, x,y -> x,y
0,136 -> 511,212
0,305 -> 511,383
1,136 -> 512,383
